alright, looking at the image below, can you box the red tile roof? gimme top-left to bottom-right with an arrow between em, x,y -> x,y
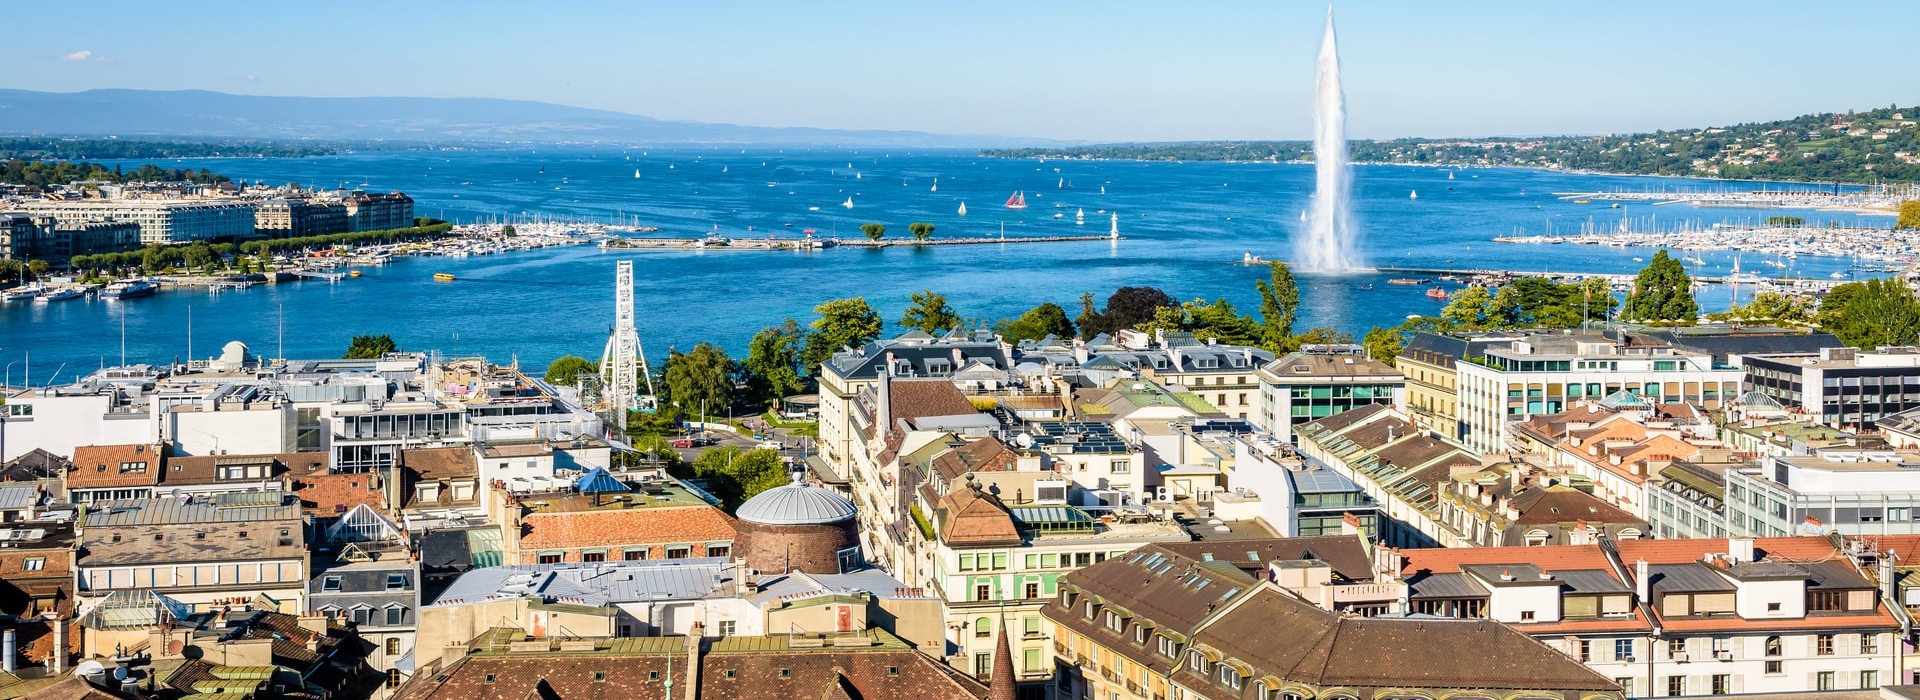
518,506 -> 737,552
66,444 -> 161,489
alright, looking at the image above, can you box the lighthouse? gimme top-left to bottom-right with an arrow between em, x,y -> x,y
1109,212 -> 1119,239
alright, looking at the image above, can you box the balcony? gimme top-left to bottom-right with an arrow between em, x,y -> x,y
1054,640 -> 1069,655
1125,680 -> 1140,694
1099,668 -> 1120,683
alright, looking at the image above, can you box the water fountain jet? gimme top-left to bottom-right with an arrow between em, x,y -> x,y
1296,6 -> 1362,272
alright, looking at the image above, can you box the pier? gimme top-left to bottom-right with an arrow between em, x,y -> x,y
1372,266 -> 1858,294
600,233 -> 1122,252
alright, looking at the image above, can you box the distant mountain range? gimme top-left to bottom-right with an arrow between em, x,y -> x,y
0,89 -> 1058,148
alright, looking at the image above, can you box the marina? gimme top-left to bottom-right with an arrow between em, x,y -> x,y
1549,183 -> 1917,212
1493,223 -> 1920,266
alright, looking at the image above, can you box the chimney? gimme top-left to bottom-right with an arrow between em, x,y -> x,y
1634,559 -> 1650,603
1728,538 -> 1755,564
1882,551 -> 1899,606
875,372 -> 892,433
1073,339 -> 1089,365
884,350 -> 897,376
682,623 -> 703,700
50,615 -> 64,672
1340,512 -> 1361,536
3,628 -> 13,673
441,643 -> 467,671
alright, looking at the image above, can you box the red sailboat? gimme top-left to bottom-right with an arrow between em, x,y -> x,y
1004,191 -> 1027,209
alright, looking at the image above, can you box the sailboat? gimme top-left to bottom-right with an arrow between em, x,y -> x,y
1058,177 -> 1064,188
1448,171 -> 1455,180
841,197 -> 854,209
1005,191 -> 1027,210
1076,208 -> 1085,225
958,202 -> 968,216
722,166 -> 728,173
633,169 -> 641,178
930,178 -> 938,192
1409,190 -> 1418,200
855,172 -> 861,180
1099,186 -> 1105,195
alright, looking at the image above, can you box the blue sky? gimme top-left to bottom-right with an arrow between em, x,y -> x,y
6,1 -> 1916,142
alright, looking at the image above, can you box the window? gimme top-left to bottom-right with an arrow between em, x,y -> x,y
537,553 -> 562,565
1817,634 -> 1835,656
976,584 -> 993,602
977,617 -> 992,638
318,574 -> 341,592
1188,651 -> 1207,673
1024,648 -> 1042,672
718,620 -> 736,636
1025,617 -> 1041,637
1614,678 -> 1634,696
22,557 -> 44,571
1667,638 -> 1686,658
386,638 -> 401,655
1614,639 -> 1635,662
992,552 -> 1008,570
1084,601 -> 1095,619
386,574 -> 408,590
1711,675 -> 1730,694
1666,676 -> 1684,696
1861,633 -> 1878,654
666,546 -> 690,559
1765,660 -> 1783,674
1135,626 -> 1146,644
582,551 -> 606,563
386,669 -> 401,689
1576,640 -> 1591,662
1863,670 -> 1879,689
594,671 -> 607,682
1158,637 -> 1177,658
386,606 -> 405,625
623,548 -> 649,561
975,653 -> 992,679
708,545 -> 731,559
1810,590 -> 1847,611
1110,460 -> 1131,474
1765,636 -> 1782,656
1219,666 -> 1241,690
960,554 -> 975,571
351,607 -> 371,625
1025,583 -> 1039,599
1520,610 -> 1535,621
1766,602 -> 1782,613
1817,671 -> 1835,691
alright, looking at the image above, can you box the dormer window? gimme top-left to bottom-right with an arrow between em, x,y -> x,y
1218,666 -> 1242,690
1084,601 -> 1096,620
1188,650 -> 1208,673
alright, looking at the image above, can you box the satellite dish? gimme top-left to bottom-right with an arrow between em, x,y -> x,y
111,667 -> 130,682
72,660 -> 105,678
1014,433 -> 1034,449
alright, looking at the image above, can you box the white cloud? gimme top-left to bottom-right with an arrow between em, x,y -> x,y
60,50 -> 95,62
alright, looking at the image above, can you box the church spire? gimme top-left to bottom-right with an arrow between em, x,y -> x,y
990,618 -> 1016,700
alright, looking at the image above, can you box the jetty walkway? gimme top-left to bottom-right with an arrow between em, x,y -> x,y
601,234 -> 1120,252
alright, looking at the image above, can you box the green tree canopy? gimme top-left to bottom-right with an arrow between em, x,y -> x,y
998,302 -> 1077,344
1291,327 -> 1355,346
1181,298 -> 1263,346
690,446 -> 790,510
899,289 -> 962,334
543,355 -> 598,387
860,223 -> 886,240
1077,286 -> 1176,338
1818,277 -> 1920,349
664,342 -> 735,418
344,334 -> 397,359
1362,316 -> 1459,367
1621,250 -> 1699,325
908,222 -> 935,241
1707,291 -> 1816,326
1899,201 -> 1920,230
802,297 -> 884,372
1255,261 -> 1300,352
744,319 -> 808,403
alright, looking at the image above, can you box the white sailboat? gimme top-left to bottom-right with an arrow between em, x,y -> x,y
855,172 -> 861,180
958,202 -> 968,216
931,178 -> 938,192
841,197 -> 854,209
1099,186 -> 1106,195
1058,177 -> 1064,188
722,166 -> 728,173
1076,208 -> 1085,225
1409,190 -> 1418,200
1448,171 -> 1455,180
633,169 -> 640,178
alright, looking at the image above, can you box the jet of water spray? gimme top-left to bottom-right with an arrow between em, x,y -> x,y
1297,6 -> 1361,272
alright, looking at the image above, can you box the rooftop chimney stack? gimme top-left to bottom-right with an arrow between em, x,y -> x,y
1635,559 -> 1650,602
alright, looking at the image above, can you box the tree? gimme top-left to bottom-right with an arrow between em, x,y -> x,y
1291,327 -> 1354,346
1255,261 -> 1299,351
744,319 -> 808,403
501,225 -> 517,237
26,260 -> 49,276
802,297 -> 884,372
1818,278 -> 1920,349
860,223 -> 886,241
1363,316 -> 1458,367
344,334 -> 397,359
899,289 -> 961,334
908,222 -> 935,241
999,302 -> 1077,344
1621,250 -> 1699,324
544,355 -> 598,387
664,343 -> 735,419
691,446 -> 790,510
1900,201 -> 1920,229
1078,286 -> 1176,338
1182,298 -> 1262,346
1708,291 -> 1815,326
1441,285 -> 1496,328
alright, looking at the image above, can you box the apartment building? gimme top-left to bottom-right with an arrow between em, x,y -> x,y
1452,330 -> 1742,454
12,198 -> 256,244
1294,404 -> 1480,548
74,492 -> 309,611
1727,448 -> 1920,538
1048,541 -> 1623,700
1252,344 -> 1403,442
1396,331 -> 1527,440
1745,346 -> 1920,430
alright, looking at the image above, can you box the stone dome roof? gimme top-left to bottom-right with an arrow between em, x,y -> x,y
736,473 -> 857,525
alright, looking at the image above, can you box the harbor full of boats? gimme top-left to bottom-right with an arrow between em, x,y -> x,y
1493,223 -> 1920,269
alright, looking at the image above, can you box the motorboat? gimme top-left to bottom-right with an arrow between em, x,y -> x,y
99,279 -> 158,300
36,287 -> 84,302
2,285 -> 43,302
